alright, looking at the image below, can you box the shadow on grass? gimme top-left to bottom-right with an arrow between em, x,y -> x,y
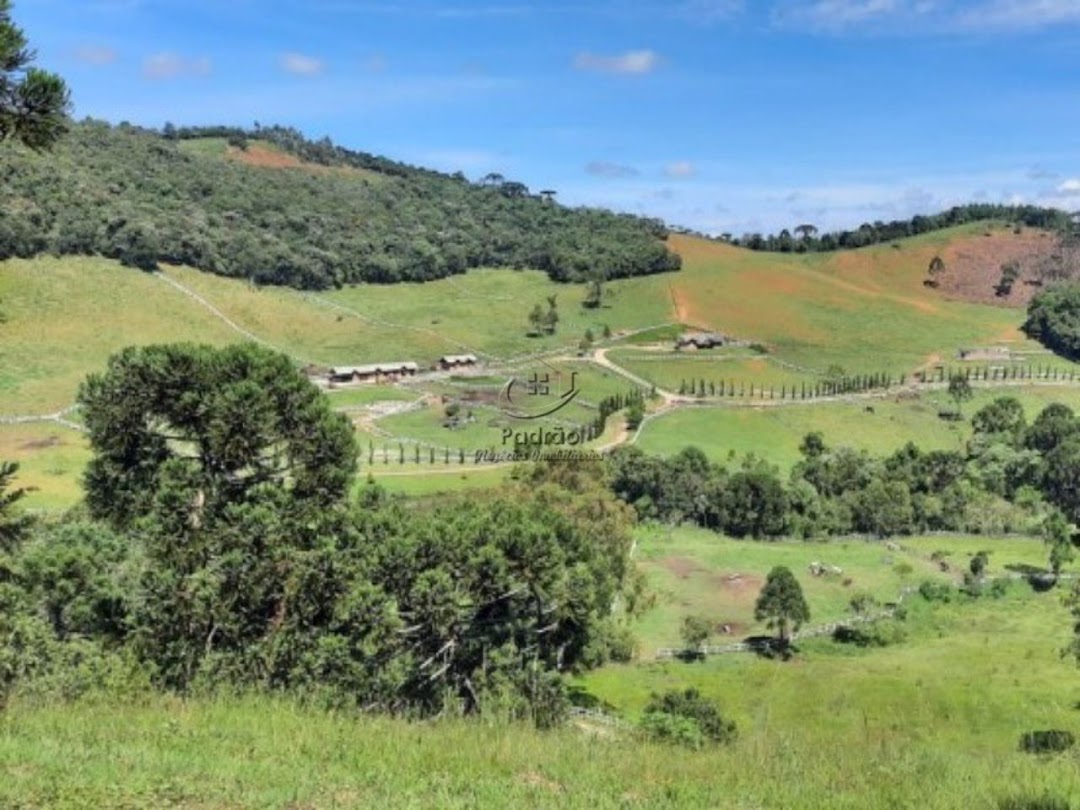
998,795 -> 1076,810
745,635 -> 795,661
566,685 -> 619,714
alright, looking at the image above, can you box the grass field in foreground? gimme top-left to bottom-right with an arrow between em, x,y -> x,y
3,587 -> 1078,809
635,384 -> 1080,470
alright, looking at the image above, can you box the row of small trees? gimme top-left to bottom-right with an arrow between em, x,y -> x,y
591,388 -> 647,437
673,363 -> 1079,401
677,372 -> 898,400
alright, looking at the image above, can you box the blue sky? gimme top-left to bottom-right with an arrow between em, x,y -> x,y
18,0 -> 1080,234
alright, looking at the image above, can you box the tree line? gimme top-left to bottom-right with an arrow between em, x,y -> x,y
607,397 -> 1080,569
0,120 -> 681,290
718,205 -> 1073,253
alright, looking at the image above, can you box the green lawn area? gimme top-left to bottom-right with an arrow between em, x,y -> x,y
326,268 -> 673,362
325,385 -> 419,409
363,465 -> 511,497
0,423 -> 89,511
0,258 -> 240,414
608,348 -> 813,392
636,384 -> 1080,470
628,524 -> 1071,657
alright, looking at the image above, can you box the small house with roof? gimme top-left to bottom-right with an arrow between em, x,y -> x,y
438,354 -> 479,371
328,362 -> 419,385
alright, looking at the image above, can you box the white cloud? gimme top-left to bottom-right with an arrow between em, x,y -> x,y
573,49 -> 661,75
75,46 -> 118,66
142,53 -> 212,80
957,0 -> 1080,30
773,0 -> 900,29
1057,178 -> 1080,195
676,0 -> 746,22
585,160 -> 641,178
664,161 -> 697,179
280,52 -> 326,77
773,0 -> 1080,32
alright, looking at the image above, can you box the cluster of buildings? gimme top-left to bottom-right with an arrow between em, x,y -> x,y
326,354 -> 478,385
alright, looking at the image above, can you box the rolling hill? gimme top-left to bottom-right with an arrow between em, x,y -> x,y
3,216 -> 1079,510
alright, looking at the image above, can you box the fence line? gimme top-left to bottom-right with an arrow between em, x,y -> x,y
0,405 -> 87,434
655,586 -> 920,660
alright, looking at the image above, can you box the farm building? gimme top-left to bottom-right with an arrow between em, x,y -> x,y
328,362 -> 419,384
676,332 -> 729,350
438,354 -> 479,370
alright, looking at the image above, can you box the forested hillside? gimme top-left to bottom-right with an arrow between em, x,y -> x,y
715,203 -> 1074,252
0,120 -> 680,289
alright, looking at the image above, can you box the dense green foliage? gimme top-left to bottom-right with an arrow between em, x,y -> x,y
640,688 -> 737,748
608,397 -> 1080,549
724,204 -> 1072,253
0,1 -> 69,150
0,120 -> 680,289
1024,283 -> 1080,361
3,345 -> 638,720
77,343 -> 357,528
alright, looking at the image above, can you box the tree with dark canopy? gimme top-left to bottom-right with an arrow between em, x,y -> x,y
78,343 -> 358,529
0,0 -> 69,150
754,566 -> 810,644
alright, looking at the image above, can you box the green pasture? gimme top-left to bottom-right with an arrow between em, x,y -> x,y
635,384 -> 1080,470
0,423 -> 89,511
628,524 -> 1070,656
325,267 -> 672,361
608,348 -> 814,393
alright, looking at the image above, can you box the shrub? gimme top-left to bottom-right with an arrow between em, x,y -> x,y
1018,730 -> 1075,755
893,562 -> 914,576
918,580 -> 953,603
641,688 -> 736,748
833,620 -> 907,648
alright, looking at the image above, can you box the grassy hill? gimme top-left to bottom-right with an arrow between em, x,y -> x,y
4,197 -> 1080,808
4,530 -> 1078,809
3,220 -> 1080,510
664,226 -> 1037,373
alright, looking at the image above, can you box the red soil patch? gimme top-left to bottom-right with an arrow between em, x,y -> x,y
937,229 -> 1057,308
226,144 -> 382,184
227,144 -> 305,169
667,233 -> 743,263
